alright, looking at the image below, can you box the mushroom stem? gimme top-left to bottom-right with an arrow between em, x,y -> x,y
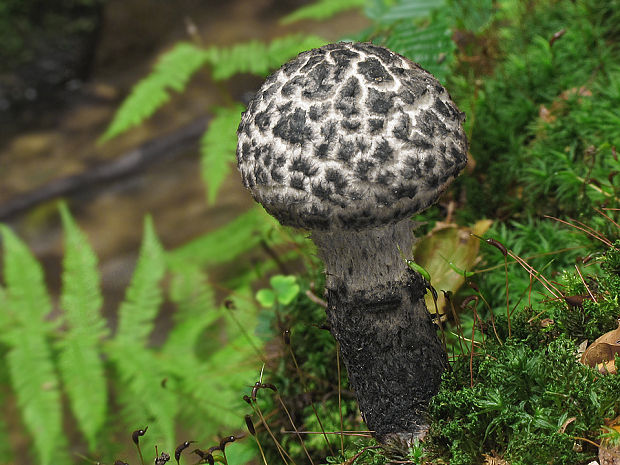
311,219 -> 447,445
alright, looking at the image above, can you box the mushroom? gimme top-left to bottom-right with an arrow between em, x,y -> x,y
236,41 -> 468,445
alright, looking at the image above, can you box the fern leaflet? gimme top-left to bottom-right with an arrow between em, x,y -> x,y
384,18 -> 454,82
57,202 -> 108,450
162,265 -> 219,357
100,42 -> 211,141
107,217 -> 177,451
112,348 -> 178,453
208,34 -> 327,81
164,285 -> 261,432
280,0 -> 366,24
0,356 -> 14,465
113,215 -> 166,345
0,226 -> 68,465
168,207 -> 279,268
372,0 -> 443,23
201,104 -> 244,204
0,284 -> 9,329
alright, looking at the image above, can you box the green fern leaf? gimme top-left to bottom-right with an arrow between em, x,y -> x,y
167,207 -> 279,268
384,18 -> 455,82
100,42 -> 212,142
209,35 -> 327,81
375,0 -> 443,23
162,266 -> 219,356
114,215 -> 166,345
201,104 -> 244,204
164,287 -> 261,432
0,356 -> 15,465
0,226 -> 68,465
112,348 -> 178,452
280,0 -> 366,24
57,202 -> 108,450
0,284 -> 10,329
0,226 -> 52,323
107,216 -> 176,451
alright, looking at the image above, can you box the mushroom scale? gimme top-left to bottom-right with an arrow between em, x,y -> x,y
237,41 -> 468,231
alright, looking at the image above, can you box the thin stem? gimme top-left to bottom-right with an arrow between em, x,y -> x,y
543,215 -> 612,247
251,401 -> 292,465
575,264 -> 597,303
276,395 -> 315,465
287,342 -> 334,455
343,445 -> 382,465
336,343 -> 345,457
305,289 -> 328,308
504,255 -> 511,338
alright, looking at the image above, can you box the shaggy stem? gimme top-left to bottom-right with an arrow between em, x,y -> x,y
312,219 -> 447,445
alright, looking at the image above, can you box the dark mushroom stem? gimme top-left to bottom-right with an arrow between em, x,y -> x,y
311,218 -> 447,445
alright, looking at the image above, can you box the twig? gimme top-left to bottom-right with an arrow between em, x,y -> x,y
306,290 -> 328,308
544,215 -> 612,247
574,264 -> 597,303
344,445 -> 383,465
0,117 -> 209,219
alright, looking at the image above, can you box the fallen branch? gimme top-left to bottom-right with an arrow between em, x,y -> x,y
0,116 -> 209,220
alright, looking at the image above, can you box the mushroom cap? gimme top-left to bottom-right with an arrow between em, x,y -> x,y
236,41 -> 468,231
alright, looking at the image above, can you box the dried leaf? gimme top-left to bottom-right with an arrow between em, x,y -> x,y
540,318 -> 555,328
581,324 -> 620,373
482,452 -> 509,465
558,416 -> 576,434
414,219 -> 493,315
600,443 -> 620,465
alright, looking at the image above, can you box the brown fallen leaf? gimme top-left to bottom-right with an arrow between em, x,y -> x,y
600,443 -> 620,465
558,416 -> 577,434
414,219 -> 493,316
581,324 -> 620,375
482,452 -> 509,465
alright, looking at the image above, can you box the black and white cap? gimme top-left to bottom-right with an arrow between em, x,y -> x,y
237,41 -> 468,231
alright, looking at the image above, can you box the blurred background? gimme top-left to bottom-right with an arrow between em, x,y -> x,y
1,1 -> 619,464
0,0 -> 366,319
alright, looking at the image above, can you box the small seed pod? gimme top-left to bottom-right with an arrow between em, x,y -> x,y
175,441 -> 195,464
486,238 -> 507,256
219,435 -> 237,450
131,427 -> 147,445
245,414 -> 256,436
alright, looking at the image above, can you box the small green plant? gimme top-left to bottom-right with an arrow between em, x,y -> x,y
256,275 -> 301,308
426,240 -> 620,465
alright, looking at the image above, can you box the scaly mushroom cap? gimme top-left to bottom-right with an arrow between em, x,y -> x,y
236,41 -> 468,230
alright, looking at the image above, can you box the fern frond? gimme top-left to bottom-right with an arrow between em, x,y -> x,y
0,284 -> 10,329
57,203 -> 108,450
6,330 -> 70,465
280,0 -> 366,24
100,42 -> 212,142
167,288 -> 262,434
0,356 -> 15,465
111,348 -> 178,453
106,216 -> 176,451
0,226 -> 52,323
167,207 -> 279,268
209,34 -> 327,81
162,265 -> 218,356
201,104 -> 244,204
375,0 -> 442,24
384,18 -> 455,82
0,226 -> 67,465
113,215 -> 166,345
